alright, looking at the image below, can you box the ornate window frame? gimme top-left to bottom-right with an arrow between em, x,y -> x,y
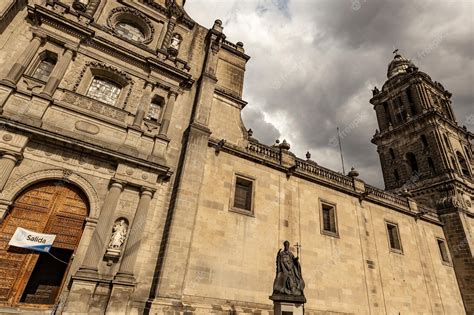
73,61 -> 134,109
26,50 -> 58,83
107,7 -> 155,44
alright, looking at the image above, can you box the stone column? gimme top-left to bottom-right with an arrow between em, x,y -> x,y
0,153 -> 18,191
3,35 -> 44,85
162,19 -> 176,50
77,180 -> 124,276
40,47 -> 75,97
159,91 -> 177,136
132,83 -> 153,128
414,83 -> 430,109
115,188 -> 154,282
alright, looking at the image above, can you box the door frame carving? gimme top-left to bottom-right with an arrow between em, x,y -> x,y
0,178 -> 95,309
0,169 -> 100,219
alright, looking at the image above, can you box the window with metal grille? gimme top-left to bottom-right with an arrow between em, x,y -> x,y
115,22 -> 145,42
386,222 -> 402,252
87,77 -> 122,106
321,203 -> 337,235
437,239 -> 450,263
32,58 -> 56,82
233,177 -> 253,211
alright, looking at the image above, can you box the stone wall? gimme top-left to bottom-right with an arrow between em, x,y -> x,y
152,146 -> 466,314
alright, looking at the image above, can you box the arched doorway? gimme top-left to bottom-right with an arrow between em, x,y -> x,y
0,181 -> 88,307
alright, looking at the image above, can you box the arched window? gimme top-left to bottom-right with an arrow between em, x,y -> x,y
451,156 -> 459,173
406,152 -> 419,175
389,148 -> 395,160
86,77 -> 122,106
383,102 -> 392,125
465,146 -> 472,161
394,169 -> 400,182
428,157 -> 436,175
443,134 -> 451,150
421,134 -> 429,149
115,22 -> 145,42
32,56 -> 57,82
406,88 -> 417,115
456,151 -> 470,176
147,96 -> 164,122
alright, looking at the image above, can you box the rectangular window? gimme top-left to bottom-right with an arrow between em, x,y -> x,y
320,201 -> 337,236
233,176 -> 253,212
386,222 -> 402,252
437,238 -> 450,263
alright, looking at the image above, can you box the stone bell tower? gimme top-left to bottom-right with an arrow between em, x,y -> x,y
370,51 -> 474,313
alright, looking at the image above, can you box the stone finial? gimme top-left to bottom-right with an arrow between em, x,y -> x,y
213,19 -> 223,32
348,167 -> 359,178
400,188 -> 412,197
306,151 -> 311,160
279,139 -> 291,151
248,128 -> 253,137
236,41 -> 245,53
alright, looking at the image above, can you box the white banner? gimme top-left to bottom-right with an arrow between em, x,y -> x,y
8,227 -> 56,253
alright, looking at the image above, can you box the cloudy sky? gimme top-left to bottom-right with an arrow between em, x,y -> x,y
186,0 -> 473,188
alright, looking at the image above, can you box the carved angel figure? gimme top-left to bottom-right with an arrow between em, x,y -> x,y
272,240 -> 305,296
109,219 -> 127,249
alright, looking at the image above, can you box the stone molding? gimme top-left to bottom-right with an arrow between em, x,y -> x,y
0,168 -> 101,219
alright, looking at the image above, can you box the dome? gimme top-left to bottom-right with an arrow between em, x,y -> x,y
387,53 -> 415,79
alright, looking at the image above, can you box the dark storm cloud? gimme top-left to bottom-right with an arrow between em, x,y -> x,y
186,0 -> 473,188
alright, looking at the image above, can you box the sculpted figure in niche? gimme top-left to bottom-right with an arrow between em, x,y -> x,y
272,240 -> 305,296
109,219 -> 128,249
168,33 -> 182,56
170,34 -> 182,50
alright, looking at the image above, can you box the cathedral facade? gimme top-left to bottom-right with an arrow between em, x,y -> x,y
0,1 -> 471,314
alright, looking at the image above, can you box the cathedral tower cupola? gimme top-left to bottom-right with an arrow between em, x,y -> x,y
387,51 -> 415,79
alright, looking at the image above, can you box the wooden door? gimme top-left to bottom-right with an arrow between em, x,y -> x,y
0,181 -> 88,306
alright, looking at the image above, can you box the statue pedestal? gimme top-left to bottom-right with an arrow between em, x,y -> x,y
270,295 -> 306,315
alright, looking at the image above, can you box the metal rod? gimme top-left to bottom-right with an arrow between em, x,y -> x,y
337,127 -> 346,174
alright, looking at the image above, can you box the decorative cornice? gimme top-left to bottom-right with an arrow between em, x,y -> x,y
214,87 -> 247,108
0,117 -> 172,175
208,138 -> 441,224
142,0 -> 195,29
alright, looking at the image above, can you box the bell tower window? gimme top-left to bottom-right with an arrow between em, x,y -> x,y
389,148 -> 395,160
456,151 -> 470,177
421,135 -> 429,149
394,169 -> 400,181
406,88 -> 417,115
394,97 -> 407,124
406,152 -> 419,176
428,157 -> 436,175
